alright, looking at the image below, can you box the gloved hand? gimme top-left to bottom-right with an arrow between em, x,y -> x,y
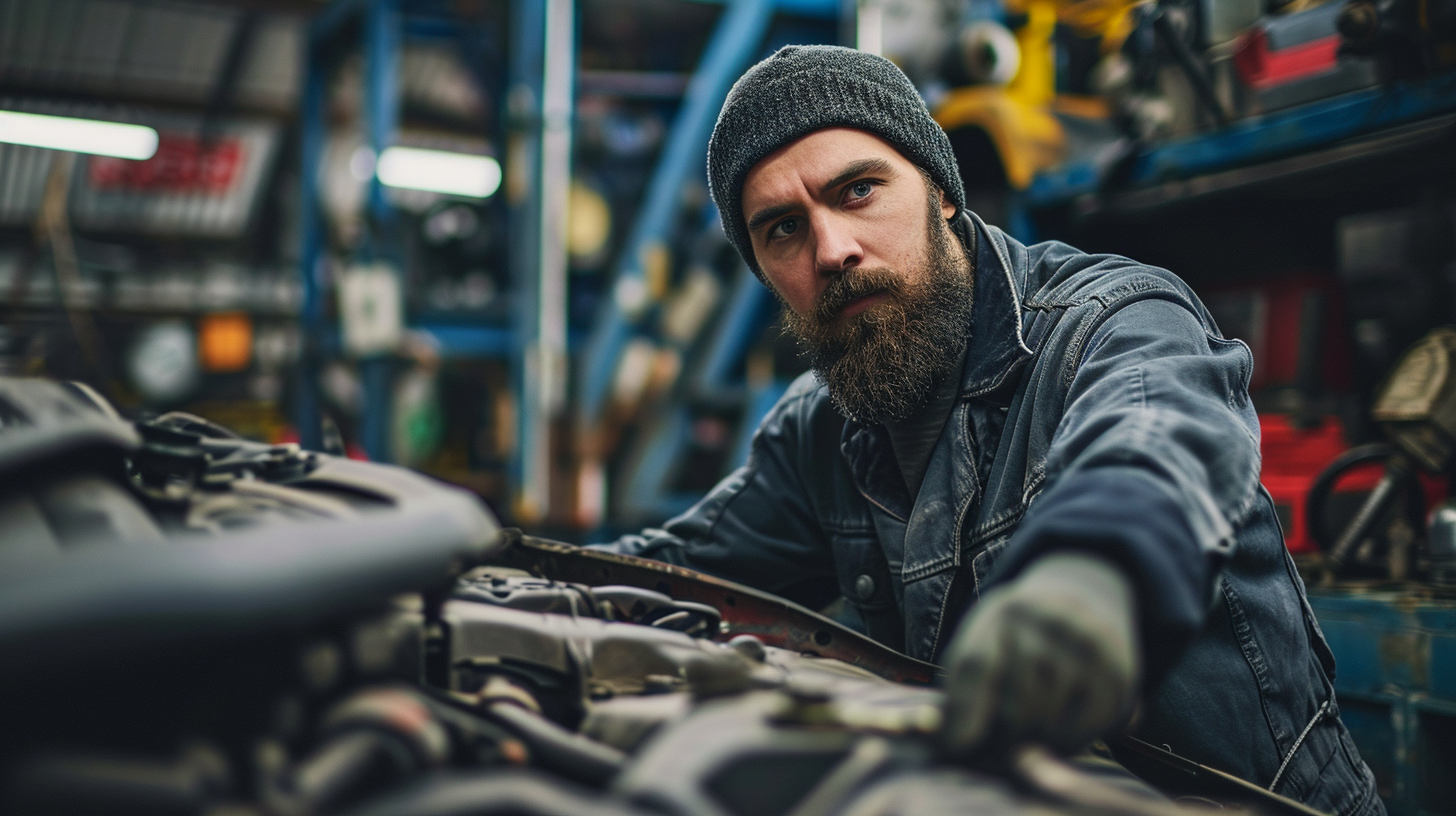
939,551 -> 1141,759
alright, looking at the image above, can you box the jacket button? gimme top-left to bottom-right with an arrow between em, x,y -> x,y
854,574 -> 876,601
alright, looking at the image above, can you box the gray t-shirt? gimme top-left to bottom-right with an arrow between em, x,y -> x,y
885,355 -> 965,497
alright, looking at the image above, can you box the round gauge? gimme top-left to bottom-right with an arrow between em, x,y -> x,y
128,320 -> 200,405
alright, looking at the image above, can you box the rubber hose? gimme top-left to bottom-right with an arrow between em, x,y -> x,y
338,769 -> 647,816
482,702 -> 625,788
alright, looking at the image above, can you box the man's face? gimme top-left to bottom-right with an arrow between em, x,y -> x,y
741,128 -> 975,424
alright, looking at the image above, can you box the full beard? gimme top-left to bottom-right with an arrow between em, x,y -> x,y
781,197 -> 976,425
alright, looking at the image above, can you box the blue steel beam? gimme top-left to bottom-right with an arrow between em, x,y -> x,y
298,0 -> 378,453
693,261 -> 775,393
365,0 -> 401,225
1027,69 -> 1456,208
294,28 -> 330,452
577,0 -> 781,424
357,0 -> 403,463
508,0 -> 548,509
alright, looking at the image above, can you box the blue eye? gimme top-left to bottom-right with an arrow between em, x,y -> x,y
848,181 -> 873,198
770,218 -> 799,239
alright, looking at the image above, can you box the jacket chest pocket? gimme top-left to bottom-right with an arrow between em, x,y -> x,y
828,528 -> 904,652
969,534 -> 1013,602
830,529 -> 897,611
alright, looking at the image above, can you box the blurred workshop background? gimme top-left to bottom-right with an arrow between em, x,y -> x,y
1,1 -> 1455,810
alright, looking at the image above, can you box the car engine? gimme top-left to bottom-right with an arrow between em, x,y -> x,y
0,377 -> 1313,816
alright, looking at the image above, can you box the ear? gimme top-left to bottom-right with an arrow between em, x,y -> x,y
939,187 -> 957,220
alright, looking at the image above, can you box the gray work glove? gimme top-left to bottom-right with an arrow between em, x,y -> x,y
939,551 -> 1141,759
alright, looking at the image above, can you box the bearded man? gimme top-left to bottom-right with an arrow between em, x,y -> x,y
596,45 -> 1381,816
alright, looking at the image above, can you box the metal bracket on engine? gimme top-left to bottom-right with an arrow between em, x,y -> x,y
485,530 -> 943,686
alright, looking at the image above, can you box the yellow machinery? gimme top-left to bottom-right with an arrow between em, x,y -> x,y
934,0 -> 1142,191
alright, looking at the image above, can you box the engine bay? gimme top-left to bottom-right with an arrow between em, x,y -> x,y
0,378 -> 1315,816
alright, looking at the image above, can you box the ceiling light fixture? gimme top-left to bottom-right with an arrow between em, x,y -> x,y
0,110 -> 159,160
375,146 -> 501,199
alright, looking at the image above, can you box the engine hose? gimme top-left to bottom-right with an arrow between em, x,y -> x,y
338,769 -> 647,816
481,702 -> 625,788
1305,443 -> 1426,558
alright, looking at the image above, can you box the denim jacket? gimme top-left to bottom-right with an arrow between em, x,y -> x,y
600,214 -> 1382,816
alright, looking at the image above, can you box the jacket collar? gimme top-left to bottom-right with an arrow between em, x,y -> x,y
954,211 -> 1035,400
838,212 -> 1036,522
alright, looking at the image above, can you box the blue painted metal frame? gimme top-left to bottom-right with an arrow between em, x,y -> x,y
692,261 -> 776,393
297,0 -> 509,461
621,408 -> 698,521
298,0 -> 379,456
603,0 -> 840,523
576,0 -> 838,426
507,0 -> 549,501
1026,69 -> 1456,209
294,13 -> 334,452
1308,586 -> 1456,816
357,0 -> 403,464
618,259 -> 780,522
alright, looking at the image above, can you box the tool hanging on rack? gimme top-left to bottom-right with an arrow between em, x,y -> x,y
1337,0 -> 1456,78
1308,327 -> 1456,581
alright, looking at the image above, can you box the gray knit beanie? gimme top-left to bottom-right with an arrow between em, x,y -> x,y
707,45 -> 966,276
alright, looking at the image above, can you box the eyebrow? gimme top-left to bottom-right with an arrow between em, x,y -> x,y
819,157 -> 894,198
744,157 -> 897,234
747,202 -> 794,233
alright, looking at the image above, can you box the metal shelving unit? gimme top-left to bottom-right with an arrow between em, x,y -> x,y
574,0 -> 841,428
1023,69 -> 1456,218
295,0 -> 560,521
571,0 -> 841,529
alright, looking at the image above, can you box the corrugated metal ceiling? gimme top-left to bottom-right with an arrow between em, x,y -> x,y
0,0 -> 304,113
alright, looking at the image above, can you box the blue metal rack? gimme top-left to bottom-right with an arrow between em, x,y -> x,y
575,0 -> 841,428
296,0 -> 529,473
584,0 -> 841,525
616,259 -> 785,522
1024,69 -> 1456,210
295,0 -> 410,461
1308,586 -> 1456,816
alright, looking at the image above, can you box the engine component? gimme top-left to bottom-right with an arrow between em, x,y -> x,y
485,532 -> 941,685
2,745 -> 231,816
336,770 -> 647,816
0,376 -> 1332,816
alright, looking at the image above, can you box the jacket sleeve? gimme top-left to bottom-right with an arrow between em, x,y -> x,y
590,375 -> 839,609
983,295 -> 1261,682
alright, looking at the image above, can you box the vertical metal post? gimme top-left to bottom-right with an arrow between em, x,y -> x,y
508,0 -> 546,518
520,0 -> 575,521
365,0 -> 401,226
295,25 -> 328,452
359,0 -> 401,462
576,0 -> 776,425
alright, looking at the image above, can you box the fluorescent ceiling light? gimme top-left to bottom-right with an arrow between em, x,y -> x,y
376,146 -> 501,199
0,110 -> 158,160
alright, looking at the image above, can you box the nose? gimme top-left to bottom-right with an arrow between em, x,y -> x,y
812,211 -> 862,277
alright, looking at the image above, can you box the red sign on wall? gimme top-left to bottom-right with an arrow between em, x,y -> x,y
90,133 -> 243,194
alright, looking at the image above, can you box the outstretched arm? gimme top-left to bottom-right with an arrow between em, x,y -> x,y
942,295 -> 1259,756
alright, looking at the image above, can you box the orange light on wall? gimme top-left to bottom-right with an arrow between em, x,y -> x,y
198,312 -> 253,373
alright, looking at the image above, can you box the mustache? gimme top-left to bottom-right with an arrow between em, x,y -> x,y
811,267 -> 904,324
